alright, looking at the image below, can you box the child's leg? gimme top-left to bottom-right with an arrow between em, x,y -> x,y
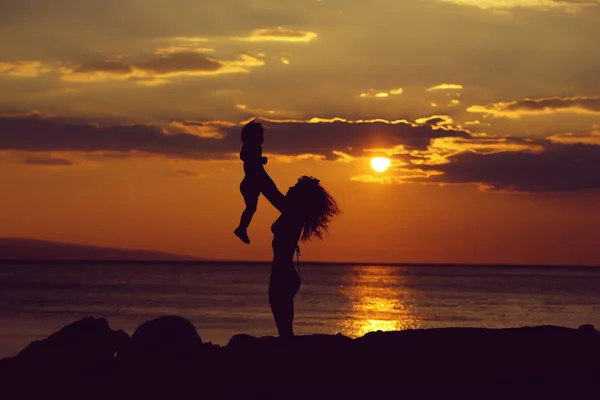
238,191 -> 259,231
235,179 -> 259,244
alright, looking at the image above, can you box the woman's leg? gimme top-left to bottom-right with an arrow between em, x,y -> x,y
268,268 -> 301,338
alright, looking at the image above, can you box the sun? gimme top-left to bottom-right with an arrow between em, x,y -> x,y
371,157 -> 391,173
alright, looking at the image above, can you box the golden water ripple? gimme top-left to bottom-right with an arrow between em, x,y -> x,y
335,265 -> 420,337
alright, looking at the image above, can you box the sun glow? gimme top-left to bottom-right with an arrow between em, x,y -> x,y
336,265 -> 420,338
371,157 -> 391,172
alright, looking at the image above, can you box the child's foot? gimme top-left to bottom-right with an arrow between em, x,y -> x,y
234,227 -> 250,244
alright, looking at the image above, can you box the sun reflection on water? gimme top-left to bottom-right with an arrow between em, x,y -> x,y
336,265 -> 420,337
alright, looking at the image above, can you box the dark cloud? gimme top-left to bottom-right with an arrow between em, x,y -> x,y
4,113 -> 600,193
229,118 -> 471,159
72,60 -> 132,74
0,114 -> 470,160
241,27 -> 318,42
255,28 -> 309,39
134,53 -> 221,74
19,157 -> 75,166
469,96 -> 600,117
549,130 -> 600,145
503,96 -> 600,112
60,52 -> 263,83
175,169 -> 200,177
414,141 -> 600,192
0,113 -> 226,159
415,115 -> 454,126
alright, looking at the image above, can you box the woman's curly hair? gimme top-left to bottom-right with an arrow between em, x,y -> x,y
291,176 -> 341,242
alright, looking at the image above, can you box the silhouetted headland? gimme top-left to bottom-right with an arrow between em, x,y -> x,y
0,238 -> 198,261
1,317 -> 599,399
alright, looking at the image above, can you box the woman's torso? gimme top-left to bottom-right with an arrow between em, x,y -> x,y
271,212 -> 303,269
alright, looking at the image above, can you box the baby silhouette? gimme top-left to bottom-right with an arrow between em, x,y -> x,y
234,119 -> 268,244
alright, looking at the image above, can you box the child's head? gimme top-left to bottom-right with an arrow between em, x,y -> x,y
241,119 -> 264,144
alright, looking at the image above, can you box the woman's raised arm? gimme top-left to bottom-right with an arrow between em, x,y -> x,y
259,172 -> 286,213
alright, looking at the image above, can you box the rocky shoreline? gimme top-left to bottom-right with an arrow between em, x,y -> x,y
1,316 -> 599,399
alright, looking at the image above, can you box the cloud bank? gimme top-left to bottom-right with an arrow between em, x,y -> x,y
2,112 -> 599,192
468,96 -> 600,118
0,113 -> 470,161
237,27 -> 318,42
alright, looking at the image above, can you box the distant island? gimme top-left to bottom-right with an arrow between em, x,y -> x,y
1,238 -> 597,268
0,238 -> 198,261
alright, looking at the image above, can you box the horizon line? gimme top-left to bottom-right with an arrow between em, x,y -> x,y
0,258 -> 598,269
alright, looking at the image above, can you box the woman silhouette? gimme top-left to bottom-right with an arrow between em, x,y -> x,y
260,175 -> 341,337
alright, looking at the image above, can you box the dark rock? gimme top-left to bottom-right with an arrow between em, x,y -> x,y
227,333 -> 261,351
111,316 -> 208,398
4,316 -> 600,398
115,315 -> 203,374
2,317 -> 128,374
579,324 -> 596,333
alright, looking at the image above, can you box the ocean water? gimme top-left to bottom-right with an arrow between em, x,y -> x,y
1,261 -> 600,358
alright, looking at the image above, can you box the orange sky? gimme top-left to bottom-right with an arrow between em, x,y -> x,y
1,0 -> 599,265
